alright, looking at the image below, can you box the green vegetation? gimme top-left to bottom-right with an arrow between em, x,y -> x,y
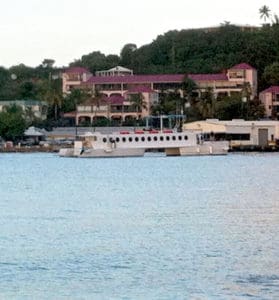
0,105 -> 26,141
0,6 -> 278,136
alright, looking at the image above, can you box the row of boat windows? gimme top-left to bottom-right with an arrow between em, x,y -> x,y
102,135 -> 188,143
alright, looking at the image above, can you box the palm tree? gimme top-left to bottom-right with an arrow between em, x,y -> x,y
272,14 -> 279,25
24,106 -> 36,126
90,89 -> 106,121
220,20 -> 231,27
129,93 -> 147,120
39,76 -> 63,120
241,82 -> 252,102
48,91 -> 63,120
181,76 -> 199,113
199,87 -> 215,119
259,5 -> 271,23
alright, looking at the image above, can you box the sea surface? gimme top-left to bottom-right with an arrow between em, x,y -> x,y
0,152 -> 278,299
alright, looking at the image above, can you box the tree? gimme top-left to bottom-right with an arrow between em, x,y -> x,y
0,105 -> 26,141
19,81 -> 38,99
181,76 -> 199,112
259,5 -> 271,23
46,90 -> 63,120
105,55 -> 120,68
79,51 -> 107,73
63,88 -> 88,113
39,78 -> 63,120
247,98 -> 265,120
24,106 -> 36,126
272,14 -> 279,25
120,43 -> 137,67
220,21 -> 231,26
42,59 -> 55,69
198,87 -> 215,119
129,93 -> 147,120
215,97 -> 243,120
151,91 -> 179,115
263,62 -> 279,86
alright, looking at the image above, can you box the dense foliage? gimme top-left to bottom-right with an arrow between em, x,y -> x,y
0,17 -> 278,132
0,105 -> 26,141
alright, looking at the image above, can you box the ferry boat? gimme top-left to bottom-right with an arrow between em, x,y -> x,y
58,129 -> 229,158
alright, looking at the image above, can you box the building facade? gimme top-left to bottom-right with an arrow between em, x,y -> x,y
183,119 -> 279,147
62,63 -> 258,125
259,86 -> 279,119
0,100 -> 48,120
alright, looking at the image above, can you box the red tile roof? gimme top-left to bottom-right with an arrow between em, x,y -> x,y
85,74 -> 184,84
65,67 -> 91,74
260,86 -> 279,94
230,63 -> 255,70
85,73 -> 228,84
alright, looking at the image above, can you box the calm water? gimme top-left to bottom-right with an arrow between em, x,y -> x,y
0,153 -> 278,299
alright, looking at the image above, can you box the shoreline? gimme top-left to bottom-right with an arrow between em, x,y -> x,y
1,146 -> 279,154
0,146 -> 60,153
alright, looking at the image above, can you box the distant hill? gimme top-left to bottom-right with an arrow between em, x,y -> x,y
70,24 -> 279,89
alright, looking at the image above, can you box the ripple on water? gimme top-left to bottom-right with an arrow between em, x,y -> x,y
0,153 -> 279,299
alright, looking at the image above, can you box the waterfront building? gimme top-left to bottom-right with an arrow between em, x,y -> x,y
183,119 -> 279,148
62,63 -> 258,125
259,86 -> 279,119
0,100 -> 48,120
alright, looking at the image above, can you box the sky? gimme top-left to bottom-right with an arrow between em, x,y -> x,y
0,0 -> 279,68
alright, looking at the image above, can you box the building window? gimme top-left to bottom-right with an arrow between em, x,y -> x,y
166,136 -> 170,141
172,136 -> 176,141
135,137 -> 139,142
122,137 -> 126,142
129,137 -> 133,142
141,137 -> 145,142
103,138 -> 107,143
228,71 -> 244,79
226,133 -> 250,140
116,137 -> 120,142
160,136 -> 164,141
178,136 -> 182,140
148,137 -> 151,142
184,135 -> 188,140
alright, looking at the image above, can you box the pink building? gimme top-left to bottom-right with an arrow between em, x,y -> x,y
62,63 -> 258,125
62,67 -> 92,94
259,86 -> 279,119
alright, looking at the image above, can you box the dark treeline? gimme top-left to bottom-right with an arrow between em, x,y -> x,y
1,24 -> 279,101
0,23 -> 279,136
70,24 -> 279,91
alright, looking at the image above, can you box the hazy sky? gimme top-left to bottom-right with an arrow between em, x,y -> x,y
1,0 -> 278,68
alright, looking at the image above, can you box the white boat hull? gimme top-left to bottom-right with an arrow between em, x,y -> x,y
59,130 -> 229,158
59,147 -> 145,158
178,141 -> 229,156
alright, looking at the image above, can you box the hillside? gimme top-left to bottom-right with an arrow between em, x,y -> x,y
70,24 -> 279,89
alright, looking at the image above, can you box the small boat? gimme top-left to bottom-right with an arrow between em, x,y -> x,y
59,130 -> 229,158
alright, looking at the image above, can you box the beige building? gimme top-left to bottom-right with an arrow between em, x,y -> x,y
183,119 -> 279,147
259,86 -> 279,119
62,67 -> 92,94
62,63 -> 258,125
